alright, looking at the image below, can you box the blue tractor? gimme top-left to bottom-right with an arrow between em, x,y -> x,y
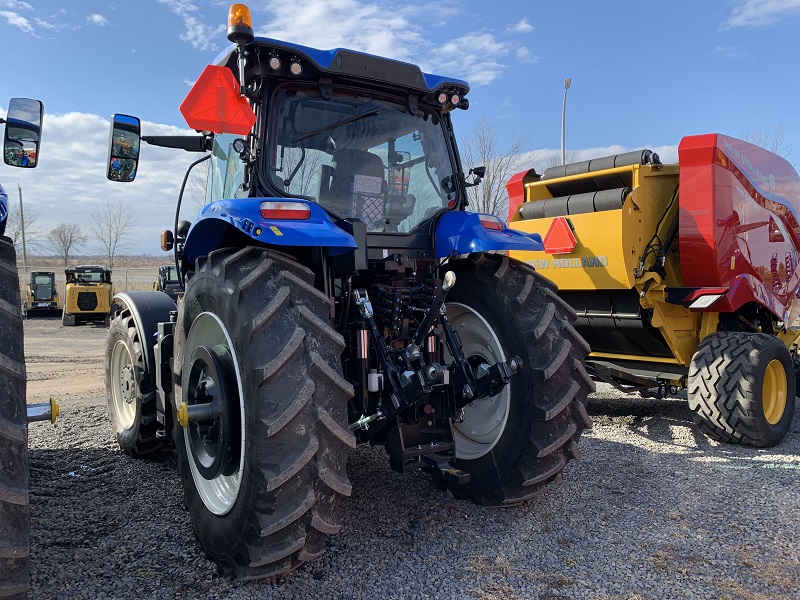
104,4 -> 594,579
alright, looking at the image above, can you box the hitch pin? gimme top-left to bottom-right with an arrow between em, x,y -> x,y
349,409 -> 384,431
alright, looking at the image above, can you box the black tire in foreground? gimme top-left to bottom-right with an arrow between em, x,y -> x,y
0,236 -> 29,599
441,253 -> 594,506
105,309 -> 163,458
173,246 -> 355,579
688,331 -> 796,447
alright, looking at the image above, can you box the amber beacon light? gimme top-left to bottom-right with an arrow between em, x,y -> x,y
227,4 -> 254,44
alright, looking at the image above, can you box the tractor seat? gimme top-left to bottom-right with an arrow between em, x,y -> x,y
320,149 -> 387,227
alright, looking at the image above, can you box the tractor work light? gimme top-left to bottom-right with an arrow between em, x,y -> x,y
450,93 -> 461,106
227,4 -> 254,44
437,91 -> 448,104
260,201 -> 311,220
268,54 -> 281,70
289,59 -> 303,76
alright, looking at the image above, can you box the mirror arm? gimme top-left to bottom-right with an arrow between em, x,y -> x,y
142,135 -> 212,152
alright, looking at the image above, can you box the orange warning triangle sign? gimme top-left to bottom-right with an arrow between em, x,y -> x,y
543,216 -> 577,254
180,65 -> 256,135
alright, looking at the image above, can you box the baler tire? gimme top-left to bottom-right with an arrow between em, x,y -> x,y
688,331 -> 795,447
173,247 -> 354,579
441,253 -> 594,506
105,311 -> 163,458
0,236 -> 29,600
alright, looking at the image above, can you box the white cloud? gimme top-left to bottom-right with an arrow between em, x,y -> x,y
87,13 -> 108,26
711,44 -> 748,59
0,1 -> 33,10
515,46 -> 538,63
507,19 -> 533,34
722,0 -> 800,28
434,32 -> 510,86
256,0 -> 425,63
0,10 -> 33,33
157,0 -> 225,51
0,110 -> 202,255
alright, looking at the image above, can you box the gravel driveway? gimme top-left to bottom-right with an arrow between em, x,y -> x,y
24,320 -> 800,599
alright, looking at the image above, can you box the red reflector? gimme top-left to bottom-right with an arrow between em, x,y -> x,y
259,201 -> 311,220
543,217 -> 577,254
683,288 -> 729,302
180,65 -> 256,135
479,214 -> 503,230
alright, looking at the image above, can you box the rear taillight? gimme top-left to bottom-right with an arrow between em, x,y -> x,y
479,214 -> 503,231
259,201 -> 311,220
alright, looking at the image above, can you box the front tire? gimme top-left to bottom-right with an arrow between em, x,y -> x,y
105,310 -> 163,457
688,332 -> 795,447
442,254 -> 594,505
0,237 -> 29,599
174,247 -> 354,579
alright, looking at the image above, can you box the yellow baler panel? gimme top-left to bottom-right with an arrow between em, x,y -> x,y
509,207 -> 640,290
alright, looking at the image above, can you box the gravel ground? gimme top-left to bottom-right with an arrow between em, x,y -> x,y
23,319 -> 800,600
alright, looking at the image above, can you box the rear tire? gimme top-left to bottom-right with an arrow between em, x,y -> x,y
0,236 -> 29,599
442,254 -> 594,505
688,331 -> 795,447
105,310 -> 163,457
174,247 -> 354,578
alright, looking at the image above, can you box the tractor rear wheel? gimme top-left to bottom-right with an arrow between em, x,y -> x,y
0,236 -> 29,599
442,254 -> 594,505
688,331 -> 795,447
173,247 -> 354,579
105,310 -> 163,457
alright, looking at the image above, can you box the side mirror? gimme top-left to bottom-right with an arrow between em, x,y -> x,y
107,114 -> 141,182
3,98 -> 43,169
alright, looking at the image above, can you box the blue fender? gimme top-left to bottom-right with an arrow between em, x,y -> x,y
183,198 -> 357,264
434,211 -> 544,258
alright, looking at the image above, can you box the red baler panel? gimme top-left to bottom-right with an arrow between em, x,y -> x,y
678,134 -> 800,319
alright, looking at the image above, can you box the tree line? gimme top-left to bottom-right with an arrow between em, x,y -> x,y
9,197 -> 135,268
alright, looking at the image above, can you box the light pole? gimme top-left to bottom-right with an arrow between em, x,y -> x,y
561,78 -> 572,166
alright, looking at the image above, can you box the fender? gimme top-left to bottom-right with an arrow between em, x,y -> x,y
113,291 -> 177,385
434,211 -> 544,258
183,198 -> 357,265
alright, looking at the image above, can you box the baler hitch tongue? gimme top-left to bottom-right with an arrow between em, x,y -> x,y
27,397 -> 60,424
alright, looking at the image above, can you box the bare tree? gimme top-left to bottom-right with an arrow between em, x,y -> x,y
87,197 -> 136,269
546,151 -> 579,169
458,117 -> 535,220
743,124 -> 795,166
47,223 -> 87,266
5,201 -> 46,253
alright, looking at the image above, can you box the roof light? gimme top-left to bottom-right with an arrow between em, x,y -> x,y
479,214 -> 503,231
227,4 -> 254,45
450,93 -> 461,106
437,91 -> 448,104
268,54 -> 281,70
260,201 -> 311,220
289,59 -> 303,76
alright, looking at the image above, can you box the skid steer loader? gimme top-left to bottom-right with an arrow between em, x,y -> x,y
23,271 -> 61,318
507,136 -> 800,447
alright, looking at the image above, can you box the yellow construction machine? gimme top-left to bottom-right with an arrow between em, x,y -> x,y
62,264 -> 114,326
23,270 -> 61,318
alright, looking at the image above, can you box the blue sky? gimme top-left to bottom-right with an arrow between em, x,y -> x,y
1,0 -> 800,254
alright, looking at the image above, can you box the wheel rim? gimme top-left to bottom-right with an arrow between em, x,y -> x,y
110,339 -> 136,429
444,303 -> 510,461
182,312 -> 246,516
762,358 -> 787,425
